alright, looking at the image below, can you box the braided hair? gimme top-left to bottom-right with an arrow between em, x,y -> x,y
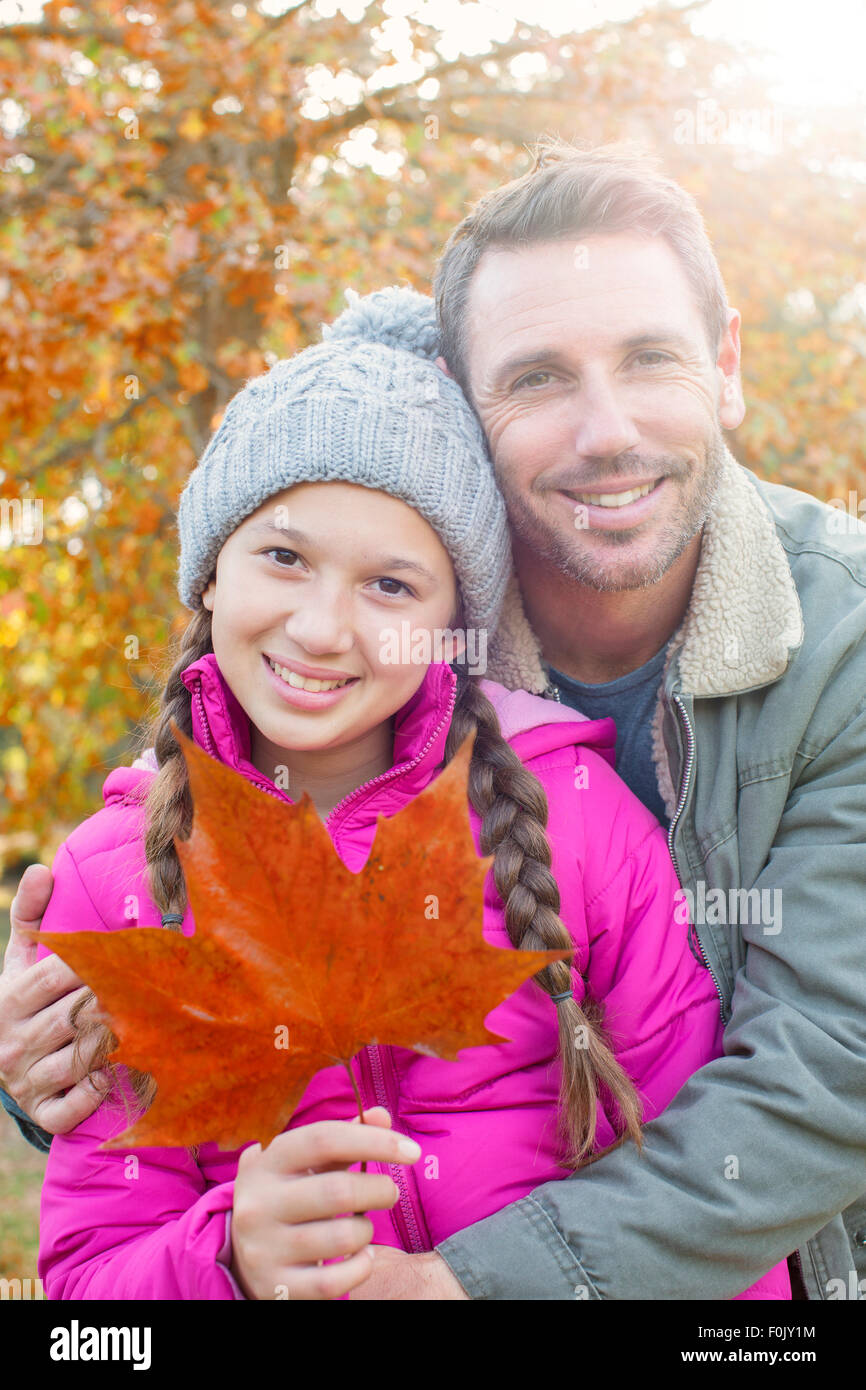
73,612 -> 643,1165
442,662 -> 643,1167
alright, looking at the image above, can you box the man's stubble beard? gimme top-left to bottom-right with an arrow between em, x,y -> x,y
499,432 -> 728,593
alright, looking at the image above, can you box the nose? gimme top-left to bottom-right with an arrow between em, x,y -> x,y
572,371 -> 641,463
282,581 -> 354,656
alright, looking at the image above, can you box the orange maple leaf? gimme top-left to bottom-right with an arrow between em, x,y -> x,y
33,728 -> 572,1151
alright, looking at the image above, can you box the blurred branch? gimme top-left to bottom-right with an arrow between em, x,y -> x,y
151,382 -> 208,458
247,1 -> 315,51
0,22 -> 129,45
23,391 -> 159,483
1,152 -> 81,214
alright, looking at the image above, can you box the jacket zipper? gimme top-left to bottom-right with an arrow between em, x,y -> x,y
793,1246 -> 808,1298
194,682 -> 295,805
193,683 -> 219,761
323,677 -> 458,832
666,693 -> 726,1022
358,1046 -> 429,1253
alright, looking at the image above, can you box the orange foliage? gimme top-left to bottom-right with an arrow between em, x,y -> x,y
1,0 -> 864,849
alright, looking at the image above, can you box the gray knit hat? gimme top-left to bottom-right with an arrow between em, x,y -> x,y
176,285 -> 512,637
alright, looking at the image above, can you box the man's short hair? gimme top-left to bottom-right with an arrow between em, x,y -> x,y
433,137 -> 730,398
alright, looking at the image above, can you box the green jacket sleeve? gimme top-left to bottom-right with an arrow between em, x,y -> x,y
0,1085 -> 52,1153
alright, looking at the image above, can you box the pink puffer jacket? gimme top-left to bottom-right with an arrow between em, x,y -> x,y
37,655 -> 790,1300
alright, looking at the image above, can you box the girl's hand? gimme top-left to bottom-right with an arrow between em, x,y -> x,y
229,1106 -> 421,1300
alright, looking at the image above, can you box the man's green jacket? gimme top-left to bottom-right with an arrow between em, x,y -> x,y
440,447 -> 866,1300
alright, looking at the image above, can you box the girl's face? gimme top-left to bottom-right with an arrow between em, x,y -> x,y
201,481 -> 461,763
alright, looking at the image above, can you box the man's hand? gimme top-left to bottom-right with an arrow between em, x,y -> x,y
348,1247 -> 469,1300
0,864 -> 107,1134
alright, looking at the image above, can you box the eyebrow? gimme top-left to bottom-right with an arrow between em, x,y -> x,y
488,330 -> 697,390
375,555 -> 440,582
621,331 -> 696,355
248,522 -> 439,583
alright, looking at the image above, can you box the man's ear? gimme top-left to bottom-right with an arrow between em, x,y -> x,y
435,355 -> 454,380
717,308 -> 745,430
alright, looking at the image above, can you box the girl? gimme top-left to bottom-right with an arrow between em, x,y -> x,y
36,287 -> 790,1301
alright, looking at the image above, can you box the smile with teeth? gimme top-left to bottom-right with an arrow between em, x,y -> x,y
266,657 -> 356,692
570,479 -> 661,508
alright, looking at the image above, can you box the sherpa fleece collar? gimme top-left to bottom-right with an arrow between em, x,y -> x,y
485,446 -> 804,701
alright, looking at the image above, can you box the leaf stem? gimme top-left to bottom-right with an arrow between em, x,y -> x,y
343,1057 -> 367,1175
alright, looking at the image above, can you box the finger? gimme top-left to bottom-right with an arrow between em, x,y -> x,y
21,984 -> 98,1055
23,1037 -> 102,1106
280,1214 -> 374,1267
9,864 -> 54,931
0,985 -> 99,1097
277,1246 -> 376,1301
350,1106 -> 392,1129
262,1120 -> 420,1176
4,864 -> 54,970
269,1169 -> 399,1224
9,955 -> 88,1020
32,1072 -> 110,1136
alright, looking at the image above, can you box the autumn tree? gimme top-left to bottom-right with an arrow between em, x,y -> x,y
1,0 -> 864,850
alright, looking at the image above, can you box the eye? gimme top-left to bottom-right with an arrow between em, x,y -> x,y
265,547 -> 302,568
372,576 -> 414,597
513,369 -> 554,390
632,351 -> 671,368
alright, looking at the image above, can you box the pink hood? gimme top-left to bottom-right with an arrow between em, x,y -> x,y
36,656 -> 789,1301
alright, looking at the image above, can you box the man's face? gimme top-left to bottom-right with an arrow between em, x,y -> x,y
461,233 -> 744,591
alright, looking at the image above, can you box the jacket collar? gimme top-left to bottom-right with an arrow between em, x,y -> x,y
486,446 -> 804,699
179,652 -> 459,814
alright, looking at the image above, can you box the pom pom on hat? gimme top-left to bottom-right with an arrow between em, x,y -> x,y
322,285 -> 440,361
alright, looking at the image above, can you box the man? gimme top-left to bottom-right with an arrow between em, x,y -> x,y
3,140 -> 866,1301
